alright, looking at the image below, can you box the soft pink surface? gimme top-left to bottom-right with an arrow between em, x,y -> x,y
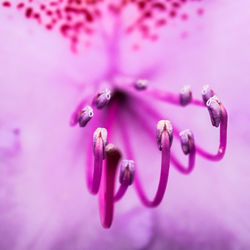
0,1 -> 250,250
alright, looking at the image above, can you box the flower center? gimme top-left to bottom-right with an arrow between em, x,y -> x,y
70,77 -> 228,228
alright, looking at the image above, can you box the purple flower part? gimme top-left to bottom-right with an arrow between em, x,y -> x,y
179,129 -> 194,155
156,120 -> 173,150
202,84 -> 215,104
94,89 -> 111,109
206,96 -> 222,127
134,79 -> 148,90
0,0 -> 250,249
180,85 -> 192,106
119,159 -> 135,186
78,105 -> 94,127
93,127 -> 108,155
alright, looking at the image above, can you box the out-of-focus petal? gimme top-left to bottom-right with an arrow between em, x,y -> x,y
0,0 -> 250,249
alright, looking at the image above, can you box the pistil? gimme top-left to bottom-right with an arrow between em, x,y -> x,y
98,144 -> 121,228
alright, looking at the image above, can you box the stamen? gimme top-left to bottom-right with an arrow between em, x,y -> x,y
70,99 -> 88,126
128,94 -> 227,162
180,85 -> 192,106
119,160 -> 135,186
196,103 -> 228,161
70,86 -> 96,126
180,129 -> 194,155
120,114 -> 172,208
206,96 -> 222,127
94,89 -> 111,109
98,144 -> 122,228
126,98 -> 197,175
134,79 -> 148,90
78,105 -> 94,127
78,78 -> 228,228
157,120 -> 173,150
170,129 -> 196,174
93,128 -> 108,157
114,184 -> 128,202
202,85 -> 215,104
114,160 -> 135,202
119,80 -> 204,107
88,128 -> 107,194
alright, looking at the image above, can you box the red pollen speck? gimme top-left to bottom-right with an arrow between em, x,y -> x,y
152,3 -> 166,11
17,3 -> 25,9
46,24 -> 53,30
124,0 -> 204,40
2,1 -> 11,7
169,10 -> 177,18
40,4 -> 46,10
156,19 -> 167,27
144,11 -> 152,18
138,1 -> 146,10
1,0 -> 205,50
172,2 -> 180,8
46,10 -> 53,16
25,7 -> 33,18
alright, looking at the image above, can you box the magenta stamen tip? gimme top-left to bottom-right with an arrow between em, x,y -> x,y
157,120 -> 173,150
206,96 -> 222,127
134,79 -> 148,90
180,85 -> 192,106
180,129 -> 195,155
202,85 -> 215,104
93,128 -> 108,156
95,89 -> 111,109
119,160 -> 135,186
78,105 -> 94,127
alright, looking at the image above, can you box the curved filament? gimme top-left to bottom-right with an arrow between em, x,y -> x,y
119,111 -> 171,208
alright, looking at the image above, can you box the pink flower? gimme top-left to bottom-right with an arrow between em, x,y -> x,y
0,0 -> 249,249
